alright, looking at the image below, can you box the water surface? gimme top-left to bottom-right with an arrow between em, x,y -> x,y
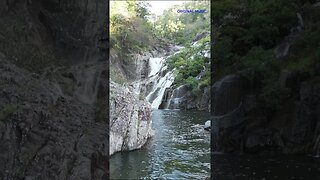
110,110 -> 320,179
212,153 -> 320,179
110,110 -> 211,179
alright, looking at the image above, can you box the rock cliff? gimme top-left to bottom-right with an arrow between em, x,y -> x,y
212,72 -> 320,155
109,37 -> 155,156
160,84 -> 211,111
0,0 -> 109,179
109,81 -> 153,156
211,2 -> 320,155
0,54 -> 109,180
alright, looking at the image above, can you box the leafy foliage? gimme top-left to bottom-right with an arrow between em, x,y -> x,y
210,0 -> 308,112
110,1 -> 157,81
212,0 -> 302,76
167,36 -> 210,94
110,1 -> 155,56
154,1 -> 210,46
151,1 -> 211,95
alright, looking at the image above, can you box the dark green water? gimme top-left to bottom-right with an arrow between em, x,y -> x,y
110,110 -> 320,179
212,153 -> 320,179
110,110 -> 211,179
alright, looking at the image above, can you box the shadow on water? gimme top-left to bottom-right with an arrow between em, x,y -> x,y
110,110 -> 320,179
212,153 -> 320,179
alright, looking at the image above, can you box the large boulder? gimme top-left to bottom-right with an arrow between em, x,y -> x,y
162,84 -> 211,111
192,31 -> 210,43
109,81 -> 153,156
213,71 -> 320,155
212,74 -> 250,115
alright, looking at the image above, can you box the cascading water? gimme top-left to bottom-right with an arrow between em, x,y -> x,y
313,134 -> 320,158
145,46 -> 184,109
75,64 -> 103,104
148,57 -> 165,77
146,60 -> 175,109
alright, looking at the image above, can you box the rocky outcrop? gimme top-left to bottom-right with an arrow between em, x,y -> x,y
109,41 -> 155,156
160,84 -> 211,111
212,74 -> 250,115
192,31 -> 210,43
161,64 -> 211,111
0,55 -> 109,179
109,82 -> 153,155
163,85 -> 191,109
159,41 -> 210,111
0,0 -> 107,67
275,2 -> 320,60
212,71 -> 320,155
0,0 -> 108,179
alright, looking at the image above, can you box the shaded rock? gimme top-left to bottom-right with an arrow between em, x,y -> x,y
0,0 -> 109,179
245,134 -> 262,150
210,1 -> 320,156
213,71 -> 320,155
192,31 -> 210,43
0,56 -> 109,179
163,83 -> 211,111
212,74 -> 250,116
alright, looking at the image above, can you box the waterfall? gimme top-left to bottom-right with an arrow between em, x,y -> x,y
275,13 -> 305,59
313,134 -> 320,158
148,57 -> 165,77
145,46 -> 184,109
146,66 -> 175,109
75,64 -> 103,104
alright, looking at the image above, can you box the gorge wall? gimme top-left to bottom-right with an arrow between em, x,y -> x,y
109,49 -> 159,155
212,71 -> 320,155
211,2 -> 320,155
0,0 -> 109,179
109,81 -> 153,155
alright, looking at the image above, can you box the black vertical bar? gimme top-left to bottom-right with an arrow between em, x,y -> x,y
106,0 -> 110,179
210,0 -> 214,179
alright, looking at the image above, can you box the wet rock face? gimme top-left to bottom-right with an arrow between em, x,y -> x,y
0,57 -> 109,180
109,82 -> 153,156
166,85 -> 191,109
162,84 -> 211,111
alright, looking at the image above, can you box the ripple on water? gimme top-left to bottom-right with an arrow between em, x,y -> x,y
110,110 -> 211,179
